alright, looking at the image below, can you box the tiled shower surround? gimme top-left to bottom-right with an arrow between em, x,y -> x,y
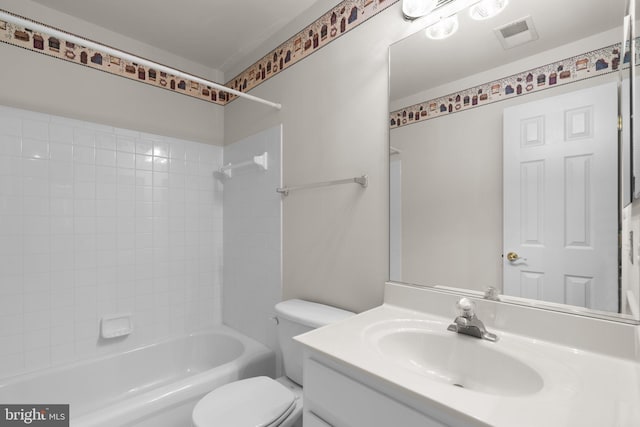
0,105 -> 223,378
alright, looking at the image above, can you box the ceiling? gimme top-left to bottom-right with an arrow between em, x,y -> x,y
30,0 -> 324,75
391,0 -> 626,102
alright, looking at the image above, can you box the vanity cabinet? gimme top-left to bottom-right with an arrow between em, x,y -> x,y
303,356 -> 450,427
297,288 -> 640,427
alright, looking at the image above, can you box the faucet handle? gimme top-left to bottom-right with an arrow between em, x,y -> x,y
456,298 -> 476,318
484,286 -> 500,301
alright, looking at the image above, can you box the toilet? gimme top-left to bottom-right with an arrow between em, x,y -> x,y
192,299 -> 354,427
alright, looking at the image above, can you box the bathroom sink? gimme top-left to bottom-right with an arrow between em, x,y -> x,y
365,320 -> 544,396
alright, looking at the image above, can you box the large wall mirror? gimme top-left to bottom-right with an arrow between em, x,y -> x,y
389,0 -> 640,322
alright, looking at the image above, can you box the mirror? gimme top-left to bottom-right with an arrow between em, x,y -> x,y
389,0 -> 640,322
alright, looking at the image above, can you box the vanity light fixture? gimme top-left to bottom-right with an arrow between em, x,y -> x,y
469,0 -> 509,20
425,15 -> 459,40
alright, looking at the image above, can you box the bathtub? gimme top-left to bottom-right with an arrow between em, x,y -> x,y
0,326 -> 275,427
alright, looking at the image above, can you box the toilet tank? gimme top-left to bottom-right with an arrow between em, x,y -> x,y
275,299 -> 354,386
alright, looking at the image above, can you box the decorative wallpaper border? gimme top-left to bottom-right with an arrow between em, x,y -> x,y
0,0 -> 399,107
0,10 -> 231,106
390,42 -> 631,128
224,0 -> 399,103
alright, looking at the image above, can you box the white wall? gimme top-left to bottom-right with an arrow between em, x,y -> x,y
222,126 -> 282,357
0,0 -> 224,145
391,106 -> 502,291
0,105 -> 223,378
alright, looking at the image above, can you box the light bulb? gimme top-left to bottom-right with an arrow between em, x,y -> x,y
425,14 -> 459,40
469,0 -> 509,20
402,0 -> 439,20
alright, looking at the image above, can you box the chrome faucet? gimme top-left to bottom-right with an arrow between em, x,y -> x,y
447,298 -> 498,342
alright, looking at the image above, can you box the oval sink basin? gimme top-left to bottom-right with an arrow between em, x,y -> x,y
369,323 -> 544,396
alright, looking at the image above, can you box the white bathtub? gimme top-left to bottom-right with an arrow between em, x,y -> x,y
0,326 -> 275,427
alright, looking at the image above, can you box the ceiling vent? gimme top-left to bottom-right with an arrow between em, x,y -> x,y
494,16 -> 539,49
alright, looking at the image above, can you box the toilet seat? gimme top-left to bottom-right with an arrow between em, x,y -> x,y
192,376 -> 297,427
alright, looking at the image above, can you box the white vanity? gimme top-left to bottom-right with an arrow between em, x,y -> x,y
295,283 -> 640,427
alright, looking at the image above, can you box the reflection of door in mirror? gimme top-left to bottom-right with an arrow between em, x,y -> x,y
503,82 -> 618,312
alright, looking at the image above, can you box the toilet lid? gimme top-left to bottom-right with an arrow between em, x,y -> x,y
192,376 -> 296,427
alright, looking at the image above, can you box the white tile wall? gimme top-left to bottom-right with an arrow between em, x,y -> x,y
222,125 -> 282,360
0,105 -> 223,378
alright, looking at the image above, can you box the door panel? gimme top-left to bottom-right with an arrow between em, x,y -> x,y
503,82 -> 618,312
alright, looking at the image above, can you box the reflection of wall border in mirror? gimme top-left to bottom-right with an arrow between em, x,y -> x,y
390,41 -> 636,128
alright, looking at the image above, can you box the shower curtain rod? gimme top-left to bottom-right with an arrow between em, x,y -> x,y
0,10 -> 282,110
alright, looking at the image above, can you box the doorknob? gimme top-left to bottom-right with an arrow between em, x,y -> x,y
506,252 -> 527,262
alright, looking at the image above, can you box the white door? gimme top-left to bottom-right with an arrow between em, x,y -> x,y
503,82 -> 618,312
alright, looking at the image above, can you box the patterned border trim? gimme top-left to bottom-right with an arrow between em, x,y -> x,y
390,43 -> 630,129
0,1 -> 399,108
224,0 -> 399,102
0,11 -> 230,106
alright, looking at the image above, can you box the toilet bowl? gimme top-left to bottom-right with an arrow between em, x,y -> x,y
192,376 -> 303,427
192,299 -> 354,427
